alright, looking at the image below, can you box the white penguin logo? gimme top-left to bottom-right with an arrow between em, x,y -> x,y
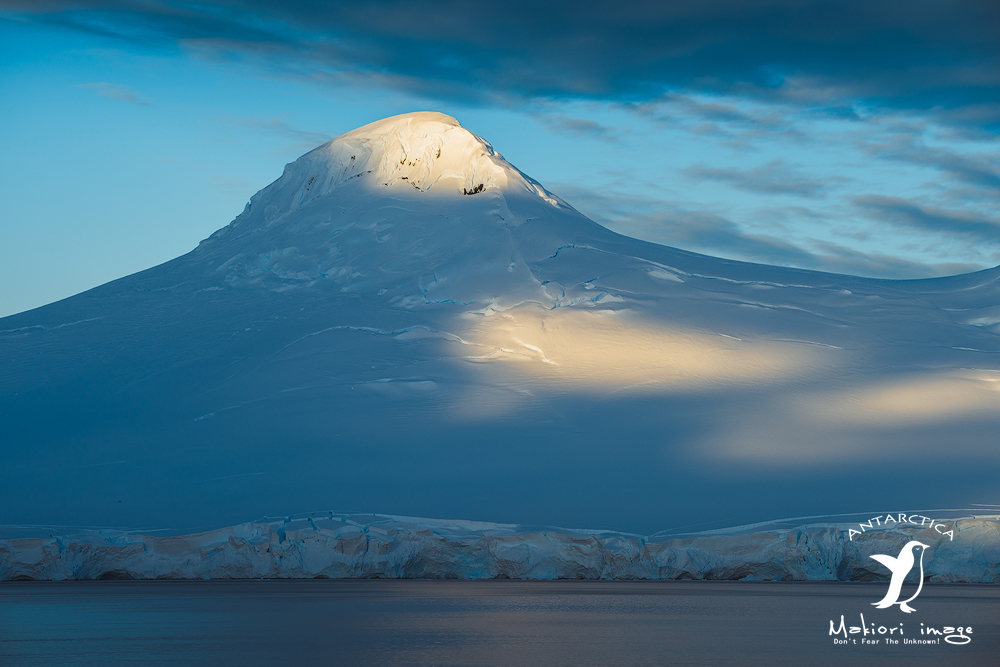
870,541 -> 930,613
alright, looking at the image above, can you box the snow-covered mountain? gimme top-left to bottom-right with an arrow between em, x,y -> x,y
2,112 -> 999,536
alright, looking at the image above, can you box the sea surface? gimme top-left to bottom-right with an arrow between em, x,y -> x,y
1,580 -> 997,666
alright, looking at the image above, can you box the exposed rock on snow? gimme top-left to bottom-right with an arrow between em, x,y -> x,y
2,513 -> 998,582
221,111 -> 568,234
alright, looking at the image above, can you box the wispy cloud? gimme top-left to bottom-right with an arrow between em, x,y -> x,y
853,195 -> 1000,244
218,115 -> 331,147
803,239 -> 980,279
616,209 -> 980,278
75,81 -> 149,105
626,94 -> 793,131
682,160 -> 830,198
864,136 -> 1000,192
538,114 -> 618,141
550,183 -> 987,279
624,210 -> 819,266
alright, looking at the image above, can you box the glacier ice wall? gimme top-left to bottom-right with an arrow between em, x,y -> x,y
2,512 -> 997,582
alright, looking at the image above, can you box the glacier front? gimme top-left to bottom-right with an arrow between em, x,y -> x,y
3,511 -> 998,582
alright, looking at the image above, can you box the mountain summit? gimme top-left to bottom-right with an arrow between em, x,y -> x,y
2,113 -> 1000,534
249,112 -> 566,211
193,111 -> 606,310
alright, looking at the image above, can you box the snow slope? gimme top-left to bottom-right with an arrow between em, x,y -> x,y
2,112 -> 1000,537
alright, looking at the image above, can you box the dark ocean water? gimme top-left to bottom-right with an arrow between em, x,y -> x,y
1,580 -> 997,666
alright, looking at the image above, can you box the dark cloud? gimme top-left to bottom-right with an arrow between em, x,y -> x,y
5,0 -> 999,128
854,195 -> 1000,243
682,159 -> 829,198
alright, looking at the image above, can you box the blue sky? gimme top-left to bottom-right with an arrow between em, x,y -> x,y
2,1 -> 999,318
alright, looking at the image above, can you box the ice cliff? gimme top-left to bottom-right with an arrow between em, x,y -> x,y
3,512 -> 998,582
